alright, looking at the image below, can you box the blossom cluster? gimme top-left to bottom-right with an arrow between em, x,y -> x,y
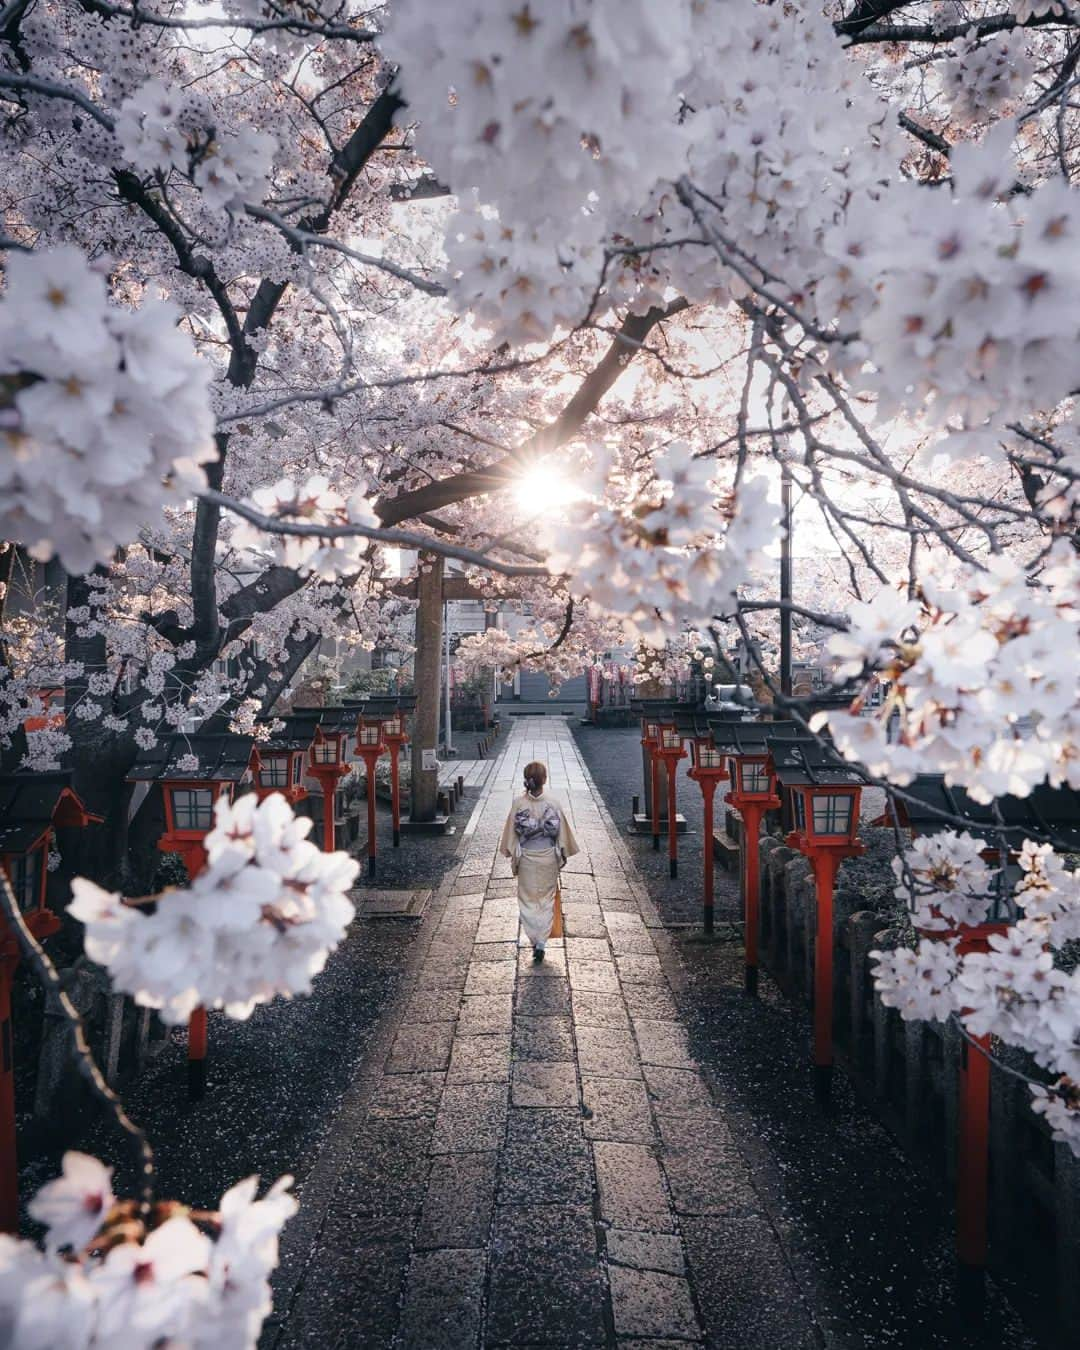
545,443 -> 780,642
70,793 -> 358,1023
381,0 -> 690,343
116,78 -> 277,211
0,246 -> 216,573
941,28 -> 1034,127
231,475 -> 381,579
823,544 -> 1080,803
871,835 -> 1080,1155
820,124 -> 1080,456
0,1152 -> 295,1349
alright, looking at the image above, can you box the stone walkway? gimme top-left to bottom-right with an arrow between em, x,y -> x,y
272,718 -> 819,1348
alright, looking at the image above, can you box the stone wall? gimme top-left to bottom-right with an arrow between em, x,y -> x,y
757,833 -> 1080,1335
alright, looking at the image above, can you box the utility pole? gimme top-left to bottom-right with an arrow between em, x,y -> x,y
780,457 -> 793,699
443,599 -> 454,756
408,553 -> 444,824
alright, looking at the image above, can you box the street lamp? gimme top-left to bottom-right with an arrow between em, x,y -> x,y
722,738 -> 782,997
291,707 -> 353,855
355,716 -> 388,880
656,722 -> 687,879
126,733 -> 259,1100
254,715 -> 314,806
687,732 -> 729,933
775,741 -> 865,1101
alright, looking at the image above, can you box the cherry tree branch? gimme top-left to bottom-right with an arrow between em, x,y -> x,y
0,869 -> 156,1211
200,488 -> 554,577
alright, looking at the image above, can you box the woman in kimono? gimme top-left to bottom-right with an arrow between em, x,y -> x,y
498,760 -> 580,961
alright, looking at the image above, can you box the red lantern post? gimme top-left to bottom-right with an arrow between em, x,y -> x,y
0,775 -> 99,1231
725,752 -> 782,996
784,768 -> 864,1101
307,726 -> 349,854
131,734 -> 259,1100
687,735 -> 728,933
657,723 -> 686,879
381,711 -> 409,848
356,717 -> 388,879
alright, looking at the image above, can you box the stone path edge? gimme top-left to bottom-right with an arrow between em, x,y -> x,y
262,805 -> 478,1347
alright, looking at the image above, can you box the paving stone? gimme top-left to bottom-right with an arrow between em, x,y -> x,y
643,1066 -> 714,1117
368,1072 -> 445,1119
681,1215 -> 820,1349
275,1216 -> 412,1350
622,984 -> 680,1020
404,988 -> 461,1023
431,1081 -> 508,1153
414,960 -> 469,992
609,929 -> 659,957
515,979 -> 571,1016
485,878 -> 518,898
656,1114 -> 757,1217
436,907 -> 479,938
470,940 -> 518,963
415,1151 -> 498,1249
457,855 -> 490,875
594,874 -> 632,896
593,1142 -> 674,1233
516,948 -> 568,978
452,878 -> 488,894
581,1076 -> 655,1144
633,1018 -> 695,1069
564,911 -> 609,939
600,895 -> 642,913
457,993 -> 514,1036
568,959 -> 621,994
512,1014 -> 575,1061
606,1230 -> 687,1276
571,990 -> 631,1028
476,915 -> 521,944
498,1107 -> 593,1206
332,1118 -> 434,1219
397,1249 -> 485,1349
562,873 -> 599,899
615,953 -> 666,984
487,1203 -> 607,1345
608,1265 -> 701,1341
511,1060 -> 579,1108
443,891 -> 485,911
447,1032 -> 512,1084
386,1021 -> 454,1074
562,851 -> 595,874
575,1023 -> 642,1079
565,935 -> 613,962
603,910 -> 647,931
464,960 -> 517,995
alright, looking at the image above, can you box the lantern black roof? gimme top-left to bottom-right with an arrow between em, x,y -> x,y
894,775 -> 1080,851
707,721 -> 807,754
125,734 -> 257,784
767,738 -> 867,789
255,714 -> 317,752
342,695 -> 417,716
289,705 -> 354,735
0,772 -> 100,854
630,698 -> 691,717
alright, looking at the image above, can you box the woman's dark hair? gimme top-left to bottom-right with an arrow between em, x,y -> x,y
523,761 -> 547,796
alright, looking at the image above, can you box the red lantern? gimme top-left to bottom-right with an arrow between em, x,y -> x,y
777,744 -> 865,1101
722,746 -> 781,997
355,716 -> 388,880
128,734 -> 259,1100
656,721 -> 686,880
687,735 -> 729,933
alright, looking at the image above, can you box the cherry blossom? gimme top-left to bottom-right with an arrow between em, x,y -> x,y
69,793 -> 358,1023
0,1162 -> 296,1350
0,247 -> 216,573
26,1153 -> 115,1255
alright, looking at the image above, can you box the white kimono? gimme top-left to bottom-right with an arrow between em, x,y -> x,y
498,791 -> 580,947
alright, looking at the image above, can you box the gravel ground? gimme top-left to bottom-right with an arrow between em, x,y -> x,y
573,722 -> 1042,1350
15,774 -> 485,1221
